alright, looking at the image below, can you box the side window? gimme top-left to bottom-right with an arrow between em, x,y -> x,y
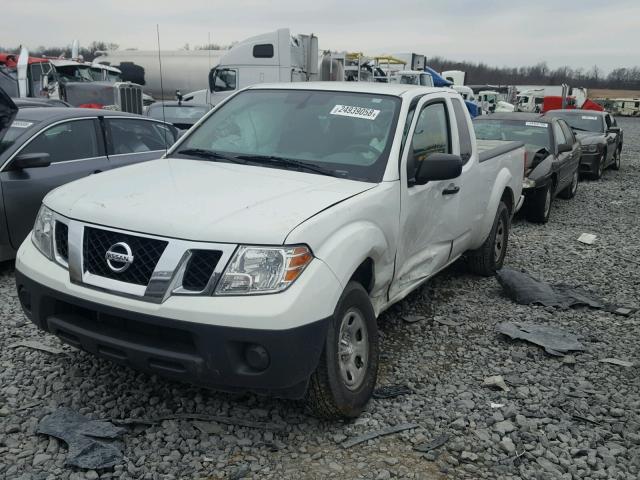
19,119 -> 99,163
559,121 -> 574,144
553,122 -> 567,147
106,119 -> 175,155
451,99 -> 472,164
213,68 -> 237,92
604,115 -> 612,128
409,102 -> 450,179
253,44 -> 274,58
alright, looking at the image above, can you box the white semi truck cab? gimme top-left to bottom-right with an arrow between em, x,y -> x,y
16,83 -> 524,419
184,29 -> 318,106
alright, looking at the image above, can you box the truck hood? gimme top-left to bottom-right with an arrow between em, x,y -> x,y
0,87 -> 18,141
45,158 -> 375,244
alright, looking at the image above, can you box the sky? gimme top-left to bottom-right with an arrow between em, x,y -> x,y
2,0 -> 639,73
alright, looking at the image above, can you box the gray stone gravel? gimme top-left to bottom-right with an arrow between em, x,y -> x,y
1,118 -> 639,479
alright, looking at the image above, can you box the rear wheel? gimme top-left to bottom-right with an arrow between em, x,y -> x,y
467,201 -> 510,276
525,182 -> 553,224
306,282 -> 379,419
559,169 -> 579,199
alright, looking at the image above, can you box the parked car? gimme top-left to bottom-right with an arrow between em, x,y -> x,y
15,83 -> 524,418
544,110 -> 623,179
0,90 -> 178,261
13,98 -> 72,108
145,101 -> 211,131
474,112 -> 581,223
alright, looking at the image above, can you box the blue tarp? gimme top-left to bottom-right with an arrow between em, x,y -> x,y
424,67 -> 452,87
465,100 -> 481,118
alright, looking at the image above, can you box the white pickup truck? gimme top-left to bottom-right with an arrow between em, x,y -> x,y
16,83 -> 524,418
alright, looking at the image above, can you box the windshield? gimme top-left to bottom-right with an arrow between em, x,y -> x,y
56,65 -> 94,83
148,105 -> 210,124
173,89 -> 401,182
546,113 -> 604,133
0,120 -> 40,156
474,119 -> 552,150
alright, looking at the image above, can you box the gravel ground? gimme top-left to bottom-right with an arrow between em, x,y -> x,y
1,118 -> 639,480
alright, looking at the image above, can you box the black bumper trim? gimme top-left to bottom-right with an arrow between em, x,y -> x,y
15,270 -> 330,399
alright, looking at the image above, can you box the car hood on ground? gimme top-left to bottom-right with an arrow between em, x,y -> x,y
44,158 -> 376,244
0,88 -> 18,141
574,131 -> 604,145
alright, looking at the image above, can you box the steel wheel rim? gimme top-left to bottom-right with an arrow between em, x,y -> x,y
338,307 -> 369,391
494,216 -> 506,263
544,187 -> 552,217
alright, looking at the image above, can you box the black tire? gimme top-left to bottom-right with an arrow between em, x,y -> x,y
559,168 -> 579,199
306,281 -> 379,419
525,182 -> 553,224
611,148 -> 621,171
591,151 -> 605,179
467,201 -> 510,276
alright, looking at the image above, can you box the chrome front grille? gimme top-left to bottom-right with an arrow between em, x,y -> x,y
83,227 -> 168,286
115,82 -> 143,114
51,215 -> 236,303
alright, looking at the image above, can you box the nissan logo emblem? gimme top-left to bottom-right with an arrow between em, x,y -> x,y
105,242 -> 134,273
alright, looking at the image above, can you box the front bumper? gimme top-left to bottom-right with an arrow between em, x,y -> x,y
579,152 -> 600,174
15,239 -> 342,398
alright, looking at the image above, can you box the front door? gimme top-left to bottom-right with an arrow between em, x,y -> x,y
0,118 -> 109,248
390,97 -> 460,301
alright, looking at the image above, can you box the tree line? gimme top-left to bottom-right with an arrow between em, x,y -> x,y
428,57 -> 640,90
3,41 -> 639,90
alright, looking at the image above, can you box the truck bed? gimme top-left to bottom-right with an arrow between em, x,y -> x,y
477,140 -> 524,163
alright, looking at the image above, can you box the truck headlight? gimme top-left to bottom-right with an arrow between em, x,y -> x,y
584,144 -> 598,153
216,245 -> 313,295
32,205 -> 54,259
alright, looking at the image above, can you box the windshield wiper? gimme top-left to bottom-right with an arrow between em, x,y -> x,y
235,154 -> 342,178
174,148 -> 247,164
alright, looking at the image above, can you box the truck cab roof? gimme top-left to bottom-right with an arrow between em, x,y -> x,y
245,81 -> 448,98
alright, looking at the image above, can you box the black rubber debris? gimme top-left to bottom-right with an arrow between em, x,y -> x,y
414,434 -> 450,452
37,408 -> 126,470
373,384 -> 413,399
496,321 -> 585,356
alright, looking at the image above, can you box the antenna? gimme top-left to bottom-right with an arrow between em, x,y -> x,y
156,24 -> 168,156
208,32 -> 212,71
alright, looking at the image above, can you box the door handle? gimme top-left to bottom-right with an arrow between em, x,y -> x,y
442,185 -> 460,195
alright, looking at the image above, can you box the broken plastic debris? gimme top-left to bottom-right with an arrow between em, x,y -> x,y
483,375 -> 511,392
434,317 -> 461,327
577,233 -> 597,245
496,322 -> 585,356
9,340 -> 65,355
341,423 -> 418,448
490,403 -> 506,409
414,434 -> 449,453
599,358 -> 634,367
37,408 -> 126,470
402,314 -> 425,323
373,384 -> 413,399
496,268 -> 635,315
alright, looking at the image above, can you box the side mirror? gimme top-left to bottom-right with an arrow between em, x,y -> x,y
12,152 -> 51,169
557,143 -> 572,154
414,153 -> 462,185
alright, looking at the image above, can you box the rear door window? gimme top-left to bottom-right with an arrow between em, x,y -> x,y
106,118 -> 176,155
451,98 -> 472,164
18,119 -> 100,163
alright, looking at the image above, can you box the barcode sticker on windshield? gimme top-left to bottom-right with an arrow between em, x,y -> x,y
582,116 -> 598,120
330,105 -> 380,120
525,121 -> 548,128
11,121 -> 33,128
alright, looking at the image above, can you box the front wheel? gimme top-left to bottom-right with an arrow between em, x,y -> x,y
611,148 -> 621,171
559,169 -> 579,199
306,281 -> 379,419
467,201 -> 510,276
525,183 -> 553,224
591,152 -> 605,180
